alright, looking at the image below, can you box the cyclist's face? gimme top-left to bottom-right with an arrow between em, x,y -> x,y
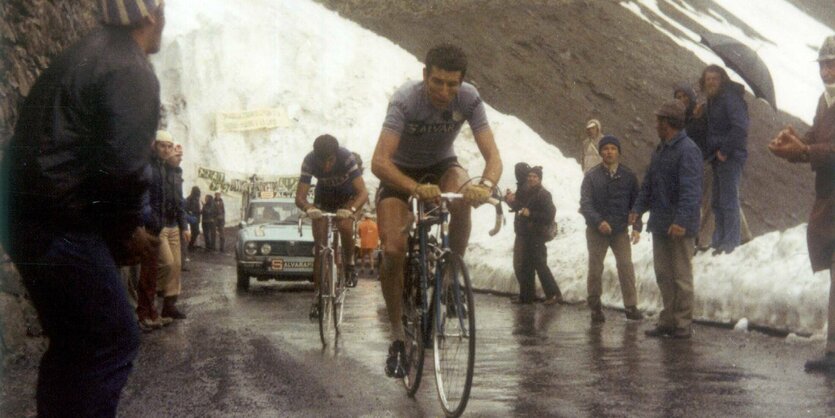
424,66 -> 463,109
321,156 -> 336,173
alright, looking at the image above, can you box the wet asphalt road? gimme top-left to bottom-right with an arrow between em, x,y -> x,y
3,246 -> 835,417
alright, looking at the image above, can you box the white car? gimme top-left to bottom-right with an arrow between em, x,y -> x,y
235,198 -> 314,290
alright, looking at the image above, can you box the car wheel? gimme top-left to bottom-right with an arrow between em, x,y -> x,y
236,267 -> 249,291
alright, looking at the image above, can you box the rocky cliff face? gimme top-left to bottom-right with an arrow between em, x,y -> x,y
0,0 -> 98,364
315,0 -> 820,236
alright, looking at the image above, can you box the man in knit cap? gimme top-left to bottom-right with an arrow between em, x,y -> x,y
631,100 -> 702,339
580,135 -> 644,323
769,35 -> 835,373
0,1 -> 165,415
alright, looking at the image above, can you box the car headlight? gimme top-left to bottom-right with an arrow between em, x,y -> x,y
244,242 -> 257,256
260,243 -> 272,255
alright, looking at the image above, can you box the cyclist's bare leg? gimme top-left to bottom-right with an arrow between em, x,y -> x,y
377,196 -> 410,341
337,217 -> 355,270
440,165 -> 472,257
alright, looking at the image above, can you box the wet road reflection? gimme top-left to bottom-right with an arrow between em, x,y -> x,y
107,251 -> 835,417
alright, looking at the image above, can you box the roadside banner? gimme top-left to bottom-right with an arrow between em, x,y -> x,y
215,107 -> 292,132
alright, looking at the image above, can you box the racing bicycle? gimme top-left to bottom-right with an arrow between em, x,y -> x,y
401,192 -> 502,417
299,212 -> 351,346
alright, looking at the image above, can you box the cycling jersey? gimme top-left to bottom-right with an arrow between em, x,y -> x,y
383,80 -> 490,169
300,147 -> 361,210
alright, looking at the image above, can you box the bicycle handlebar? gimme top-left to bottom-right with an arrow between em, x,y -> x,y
297,212 -> 351,236
408,193 -> 503,235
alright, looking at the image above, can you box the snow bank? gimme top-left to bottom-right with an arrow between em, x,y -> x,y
155,0 -> 830,338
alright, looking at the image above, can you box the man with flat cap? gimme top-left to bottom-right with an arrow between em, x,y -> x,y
631,101 -> 702,339
769,35 -> 835,373
0,1 -> 165,415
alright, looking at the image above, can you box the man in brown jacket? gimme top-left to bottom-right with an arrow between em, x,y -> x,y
769,35 -> 835,373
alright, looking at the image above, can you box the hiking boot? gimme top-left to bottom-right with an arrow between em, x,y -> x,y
645,326 -> 674,338
309,303 -> 319,320
624,306 -> 644,320
591,308 -> 605,323
804,353 -> 835,373
671,327 -> 692,339
385,340 -> 407,378
543,294 -> 563,305
161,296 -> 187,320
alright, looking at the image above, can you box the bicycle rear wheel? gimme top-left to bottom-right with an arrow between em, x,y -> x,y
319,250 -> 335,346
433,253 -> 475,418
402,255 -> 425,396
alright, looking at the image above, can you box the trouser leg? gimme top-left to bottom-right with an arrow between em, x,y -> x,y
827,251 -> 835,353
157,227 -> 181,297
533,239 -> 560,298
516,235 -> 535,301
698,162 -> 714,249
585,227 -> 608,308
712,160 -> 742,252
217,222 -> 225,252
188,221 -> 200,248
670,236 -> 695,328
652,234 -> 676,328
15,233 -> 140,418
137,241 -> 159,321
610,231 -> 638,307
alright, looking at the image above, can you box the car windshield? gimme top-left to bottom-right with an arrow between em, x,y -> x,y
247,201 -> 307,225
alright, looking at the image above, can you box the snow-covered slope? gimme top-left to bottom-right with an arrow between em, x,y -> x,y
153,0 -> 830,338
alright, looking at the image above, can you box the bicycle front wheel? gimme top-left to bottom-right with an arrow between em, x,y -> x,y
319,250 -> 336,346
433,253 -> 475,418
402,256 -> 425,396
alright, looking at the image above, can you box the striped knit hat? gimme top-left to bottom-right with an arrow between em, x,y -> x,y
100,0 -> 162,26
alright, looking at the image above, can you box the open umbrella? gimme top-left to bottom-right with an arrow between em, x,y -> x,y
700,32 -> 776,109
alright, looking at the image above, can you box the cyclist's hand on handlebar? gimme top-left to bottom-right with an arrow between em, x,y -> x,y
462,183 -> 492,207
414,183 -> 441,201
335,208 -> 353,219
306,207 -> 323,220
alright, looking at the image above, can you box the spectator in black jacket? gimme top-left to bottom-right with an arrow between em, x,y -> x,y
214,192 -> 226,252
202,195 -> 217,251
512,166 -> 562,305
137,132 -> 172,332
506,162 -> 531,303
580,135 -> 644,323
185,186 -> 202,249
159,139 -> 189,320
0,1 -> 165,415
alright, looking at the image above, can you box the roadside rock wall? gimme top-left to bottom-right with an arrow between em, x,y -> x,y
0,0 -> 98,365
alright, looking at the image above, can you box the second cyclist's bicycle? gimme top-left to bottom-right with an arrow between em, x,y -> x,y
300,212 -> 350,346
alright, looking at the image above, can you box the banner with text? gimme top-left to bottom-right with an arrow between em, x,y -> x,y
215,107 -> 292,132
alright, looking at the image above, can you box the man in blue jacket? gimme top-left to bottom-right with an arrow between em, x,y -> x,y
580,135 -> 644,323
631,101 -> 703,339
0,1 -> 165,416
700,65 -> 749,254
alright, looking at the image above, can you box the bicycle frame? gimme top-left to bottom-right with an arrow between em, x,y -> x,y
409,193 -> 469,342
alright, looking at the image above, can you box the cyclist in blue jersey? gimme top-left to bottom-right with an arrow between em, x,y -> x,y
371,44 -> 503,377
296,134 -> 369,318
